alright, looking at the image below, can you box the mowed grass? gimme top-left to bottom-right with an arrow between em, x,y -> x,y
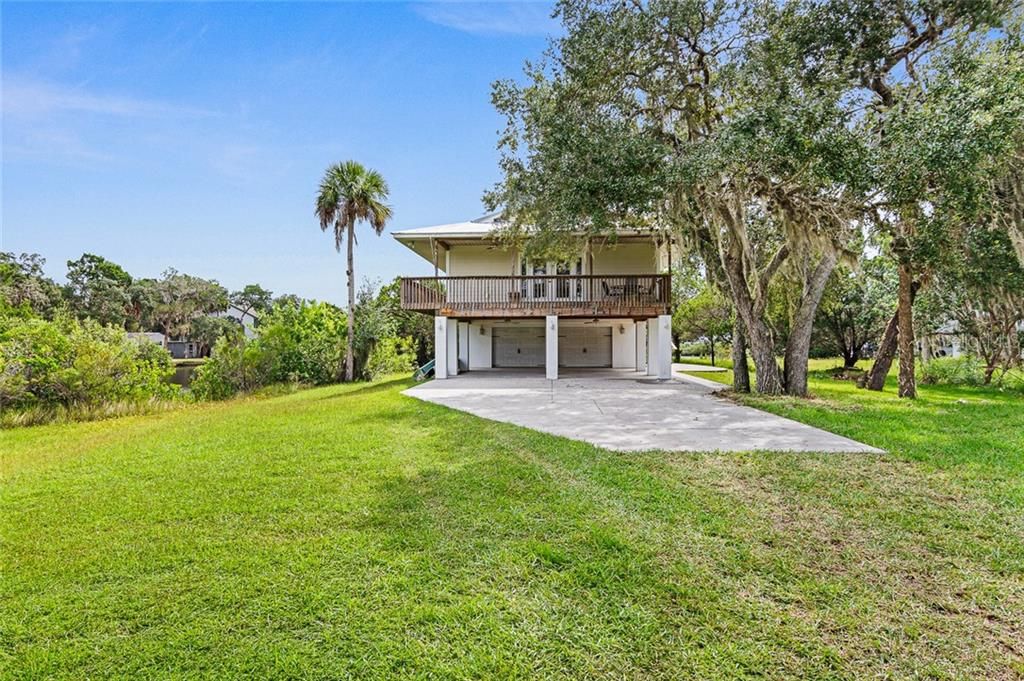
2,375 -> 1024,679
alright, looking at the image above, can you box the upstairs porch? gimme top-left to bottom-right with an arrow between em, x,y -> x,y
400,273 -> 671,318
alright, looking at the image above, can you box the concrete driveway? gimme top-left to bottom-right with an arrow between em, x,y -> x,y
403,368 -> 882,453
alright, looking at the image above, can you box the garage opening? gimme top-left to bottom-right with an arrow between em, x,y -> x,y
559,326 -> 612,368
492,326 -> 545,368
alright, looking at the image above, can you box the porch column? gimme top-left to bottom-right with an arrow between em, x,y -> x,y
657,314 -> 672,380
546,315 -> 559,380
636,320 -> 648,372
434,316 -> 449,380
447,318 -> 459,377
457,321 -> 470,373
647,318 -> 658,376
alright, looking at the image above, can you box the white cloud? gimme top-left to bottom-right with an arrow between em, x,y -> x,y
1,76 -> 217,118
413,1 -> 558,36
3,127 -> 114,163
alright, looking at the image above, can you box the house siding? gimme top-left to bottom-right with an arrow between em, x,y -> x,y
447,245 -> 516,276
591,242 -> 658,275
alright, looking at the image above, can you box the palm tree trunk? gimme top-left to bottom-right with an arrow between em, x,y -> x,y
346,220 -> 356,382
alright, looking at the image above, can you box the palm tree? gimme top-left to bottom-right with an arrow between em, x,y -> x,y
315,161 -> 392,381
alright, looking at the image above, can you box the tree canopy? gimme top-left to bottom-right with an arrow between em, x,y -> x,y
487,0 -> 1024,397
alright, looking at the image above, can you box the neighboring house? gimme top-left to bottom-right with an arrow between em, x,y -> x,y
918,321 -> 965,360
167,340 -> 202,359
393,213 -> 674,380
127,331 -> 167,348
918,319 -> 1024,360
213,304 -> 259,338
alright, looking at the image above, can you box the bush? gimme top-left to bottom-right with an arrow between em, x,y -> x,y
0,313 -> 177,414
918,356 -> 986,386
677,341 -> 709,357
256,301 -> 346,385
192,300 -> 347,400
190,336 -> 266,400
365,336 -> 417,380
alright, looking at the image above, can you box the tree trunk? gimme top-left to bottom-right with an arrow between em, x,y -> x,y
784,252 -> 837,397
866,278 -> 921,391
709,334 -> 716,367
748,317 -> 784,394
896,264 -> 916,398
732,320 -> 750,393
720,247 -> 783,395
843,347 -> 860,369
866,310 -> 899,390
345,221 -> 356,382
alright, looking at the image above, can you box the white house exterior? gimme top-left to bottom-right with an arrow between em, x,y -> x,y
393,213 -> 674,380
213,304 -> 259,339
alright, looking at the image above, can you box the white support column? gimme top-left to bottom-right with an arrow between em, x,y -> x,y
636,320 -> 648,372
545,315 -> 559,380
657,314 -> 672,380
447,318 -> 459,377
647,318 -> 658,376
434,316 -> 449,380
457,321 -> 470,373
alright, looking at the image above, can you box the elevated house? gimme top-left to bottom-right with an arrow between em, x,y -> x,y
393,213 -> 674,380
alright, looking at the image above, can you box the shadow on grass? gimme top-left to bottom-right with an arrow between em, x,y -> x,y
315,376 -> 417,402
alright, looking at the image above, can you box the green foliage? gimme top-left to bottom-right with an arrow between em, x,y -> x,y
230,284 -> 273,319
0,252 -> 65,318
189,336 -> 269,401
354,278 -> 435,371
315,161 -> 393,250
364,336 -> 417,381
813,257 -> 898,365
919,220 -> 1024,378
190,315 -> 244,356
257,300 -> 347,384
918,356 -> 987,387
0,312 -> 177,415
673,284 -> 733,364
65,253 -> 133,327
150,268 -> 230,339
192,300 -> 347,400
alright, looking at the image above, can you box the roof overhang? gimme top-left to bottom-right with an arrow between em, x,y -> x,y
392,212 -> 669,266
392,213 -> 503,266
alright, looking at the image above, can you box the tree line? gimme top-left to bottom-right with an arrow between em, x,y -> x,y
1,249 -> 435,423
1,251 -> 289,352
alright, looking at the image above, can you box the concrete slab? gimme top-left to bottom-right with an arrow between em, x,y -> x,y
403,369 -> 882,454
675,362 -> 728,372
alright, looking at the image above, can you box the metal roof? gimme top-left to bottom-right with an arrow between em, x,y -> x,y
391,212 -> 502,240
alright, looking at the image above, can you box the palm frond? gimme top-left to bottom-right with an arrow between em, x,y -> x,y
314,160 -> 392,248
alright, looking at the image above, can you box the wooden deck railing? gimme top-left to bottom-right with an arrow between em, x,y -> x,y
400,274 -> 671,317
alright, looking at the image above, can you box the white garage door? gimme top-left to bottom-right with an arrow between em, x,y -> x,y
559,327 -> 612,368
493,327 -> 545,367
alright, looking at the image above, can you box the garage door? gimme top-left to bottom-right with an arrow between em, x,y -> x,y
493,327 -> 545,367
559,327 -> 612,368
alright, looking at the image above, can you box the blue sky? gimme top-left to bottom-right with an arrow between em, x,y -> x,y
1,1 -> 557,302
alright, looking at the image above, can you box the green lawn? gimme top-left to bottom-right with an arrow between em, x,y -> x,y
2,374 -> 1023,679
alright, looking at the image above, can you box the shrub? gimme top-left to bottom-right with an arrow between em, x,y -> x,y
365,336 -> 417,380
918,356 -> 986,386
191,300 -> 347,400
677,341 -> 708,357
257,301 -> 346,385
0,313 -> 177,414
